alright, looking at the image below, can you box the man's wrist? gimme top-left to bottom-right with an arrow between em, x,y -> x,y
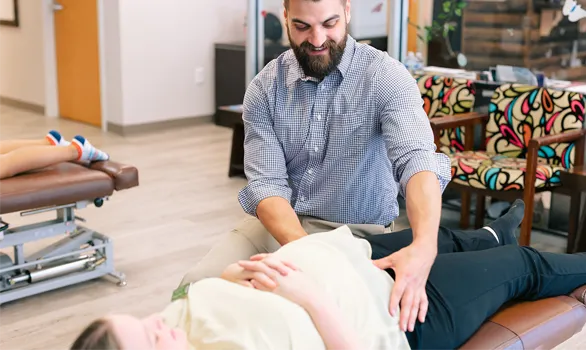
411,233 -> 438,255
256,196 -> 308,245
282,231 -> 308,244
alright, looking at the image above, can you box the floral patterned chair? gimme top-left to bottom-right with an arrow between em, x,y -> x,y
414,74 -> 476,154
430,83 -> 586,248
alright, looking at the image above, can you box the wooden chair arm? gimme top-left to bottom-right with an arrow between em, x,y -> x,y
528,129 -> 586,147
429,112 -> 489,131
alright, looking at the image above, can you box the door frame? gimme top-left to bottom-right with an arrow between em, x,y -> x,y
245,0 -> 263,86
387,0 -> 408,62
42,0 -> 109,132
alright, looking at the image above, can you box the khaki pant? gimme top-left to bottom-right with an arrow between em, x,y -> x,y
178,215 -> 392,287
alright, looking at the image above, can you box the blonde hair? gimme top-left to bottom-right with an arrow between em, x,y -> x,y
70,318 -> 121,350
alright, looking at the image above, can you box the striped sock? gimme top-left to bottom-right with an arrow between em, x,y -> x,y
46,130 -> 70,146
71,135 -> 109,162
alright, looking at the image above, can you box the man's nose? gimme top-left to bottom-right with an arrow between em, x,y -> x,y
308,29 -> 326,48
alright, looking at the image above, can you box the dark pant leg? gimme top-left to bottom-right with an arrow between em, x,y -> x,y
406,245 -> 586,349
366,225 -> 499,260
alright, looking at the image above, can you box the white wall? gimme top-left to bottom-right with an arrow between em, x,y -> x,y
0,0 -> 250,126
42,0 -> 57,117
117,0 -> 248,126
0,0 -> 45,107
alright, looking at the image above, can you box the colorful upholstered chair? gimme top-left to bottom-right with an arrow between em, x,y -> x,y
437,77 -> 476,153
431,83 -> 586,247
451,84 -> 584,190
414,74 -> 445,118
414,74 -> 476,154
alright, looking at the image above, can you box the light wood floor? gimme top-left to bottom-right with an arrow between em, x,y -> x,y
0,105 -> 584,349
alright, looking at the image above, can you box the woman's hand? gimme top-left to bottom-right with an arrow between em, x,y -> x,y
220,263 -> 256,288
238,255 -> 321,308
220,254 -> 298,289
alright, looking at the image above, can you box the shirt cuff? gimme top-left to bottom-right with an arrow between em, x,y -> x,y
399,151 -> 452,197
238,181 -> 293,217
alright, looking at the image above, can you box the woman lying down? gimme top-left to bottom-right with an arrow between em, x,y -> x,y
71,200 -> 586,350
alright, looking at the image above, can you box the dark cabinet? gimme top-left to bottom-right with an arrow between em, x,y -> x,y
214,41 -> 289,128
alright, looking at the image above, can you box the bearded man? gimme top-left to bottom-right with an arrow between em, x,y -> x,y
180,0 -> 453,338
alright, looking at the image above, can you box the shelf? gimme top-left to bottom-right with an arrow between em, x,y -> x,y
461,5 -> 586,78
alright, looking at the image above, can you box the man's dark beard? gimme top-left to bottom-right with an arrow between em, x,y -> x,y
288,28 -> 347,80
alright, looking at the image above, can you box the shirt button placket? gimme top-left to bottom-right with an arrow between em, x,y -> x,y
314,83 -> 326,157
302,84 -> 325,205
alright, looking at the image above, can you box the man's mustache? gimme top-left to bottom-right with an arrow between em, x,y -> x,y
300,40 -> 335,51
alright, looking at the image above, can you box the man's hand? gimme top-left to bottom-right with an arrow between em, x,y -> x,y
373,242 -> 437,332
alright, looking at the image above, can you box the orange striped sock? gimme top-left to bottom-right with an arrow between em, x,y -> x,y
71,135 -> 109,162
46,130 -> 70,146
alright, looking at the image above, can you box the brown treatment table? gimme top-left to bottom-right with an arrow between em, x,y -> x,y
459,285 -> 586,349
0,161 -> 138,305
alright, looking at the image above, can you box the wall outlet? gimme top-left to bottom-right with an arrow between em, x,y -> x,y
195,67 -> 205,84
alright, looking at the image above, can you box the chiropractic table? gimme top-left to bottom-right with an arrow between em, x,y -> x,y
0,161 -> 138,305
460,285 -> 586,349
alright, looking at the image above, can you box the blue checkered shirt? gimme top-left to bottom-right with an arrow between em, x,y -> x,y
238,35 -> 451,225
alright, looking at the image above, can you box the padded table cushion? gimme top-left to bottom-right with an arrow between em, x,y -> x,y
0,161 -> 138,214
460,286 -> 586,349
90,161 -> 139,191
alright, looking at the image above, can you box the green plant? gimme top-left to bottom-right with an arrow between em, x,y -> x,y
409,0 -> 467,56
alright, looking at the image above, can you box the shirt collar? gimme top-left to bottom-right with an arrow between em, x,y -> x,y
285,34 -> 356,87
336,34 -> 355,77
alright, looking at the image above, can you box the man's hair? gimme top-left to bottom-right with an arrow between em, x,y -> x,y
283,0 -> 346,10
70,319 -> 121,350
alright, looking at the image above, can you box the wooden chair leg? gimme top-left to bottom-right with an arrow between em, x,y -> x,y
460,192 -> 471,229
520,143 -> 539,246
568,193 -> 582,253
475,195 -> 486,229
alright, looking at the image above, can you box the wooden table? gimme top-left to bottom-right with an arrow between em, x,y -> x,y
560,165 -> 586,252
218,105 -> 245,178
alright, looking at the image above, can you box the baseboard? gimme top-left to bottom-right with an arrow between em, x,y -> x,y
107,115 -> 213,136
0,96 -> 45,115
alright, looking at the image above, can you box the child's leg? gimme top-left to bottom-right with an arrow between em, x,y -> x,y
0,130 -> 70,154
0,145 -> 79,179
408,246 -> 586,349
0,135 -> 109,179
0,139 -> 50,154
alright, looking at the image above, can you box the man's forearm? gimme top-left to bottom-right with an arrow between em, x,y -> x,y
405,171 -> 442,249
256,196 -> 307,245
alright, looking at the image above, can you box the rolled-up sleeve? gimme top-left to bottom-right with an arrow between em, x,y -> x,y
376,58 -> 452,197
237,76 -> 292,216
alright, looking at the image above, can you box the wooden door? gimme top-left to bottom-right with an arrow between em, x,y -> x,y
53,0 -> 102,127
407,0 -> 419,54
